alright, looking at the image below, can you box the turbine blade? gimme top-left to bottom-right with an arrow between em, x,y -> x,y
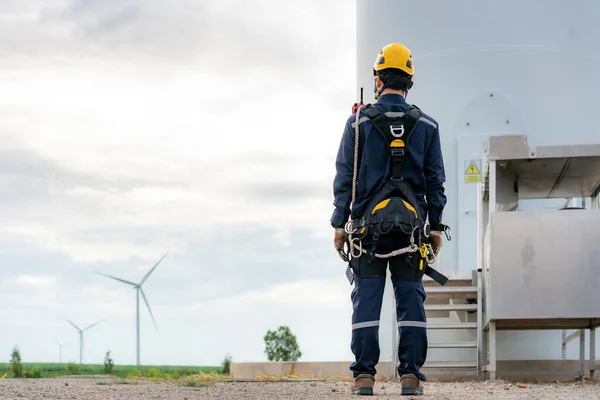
140,288 -> 158,331
83,319 -> 104,332
96,271 -> 137,286
140,252 -> 168,285
67,319 -> 81,331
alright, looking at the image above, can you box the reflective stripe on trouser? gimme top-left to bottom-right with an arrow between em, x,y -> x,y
394,278 -> 428,381
349,274 -> 386,378
349,274 -> 427,380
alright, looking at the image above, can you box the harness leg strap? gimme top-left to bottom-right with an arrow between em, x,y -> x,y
424,265 -> 448,286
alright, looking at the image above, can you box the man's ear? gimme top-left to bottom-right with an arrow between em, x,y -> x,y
375,76 -> 383,90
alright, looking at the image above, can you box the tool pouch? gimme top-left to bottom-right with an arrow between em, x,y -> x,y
389,243 -> 428,281
349,239 -> 387,278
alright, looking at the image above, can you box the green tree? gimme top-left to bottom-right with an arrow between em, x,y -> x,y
263,325 -> 302,362
221,354 -> 232,374
10,346 -> 22,378
103,351 -> 114,375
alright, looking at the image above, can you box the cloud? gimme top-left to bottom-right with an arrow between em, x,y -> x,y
0,0 -> 357,366
1,0 -> 354,76
239,181 -> 330,202
0,229 -> 354,365
0,146 -> 185,193
0,219 -> 346,324
185,278 -> 350,311
16,275 -> 59,287
0,143 -> 337,264
44,0 -> 214,59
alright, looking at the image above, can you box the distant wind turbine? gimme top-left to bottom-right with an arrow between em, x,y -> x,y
96,252 -> 168,366
55,340 -> 69,363
66,319 -> 103,364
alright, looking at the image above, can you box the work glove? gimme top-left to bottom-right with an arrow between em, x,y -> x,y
429,231 -> 443,255
428,224 -> 450,257
334,228 -> 349,262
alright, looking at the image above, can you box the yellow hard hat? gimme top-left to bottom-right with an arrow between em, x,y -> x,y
372,43 -> 414,76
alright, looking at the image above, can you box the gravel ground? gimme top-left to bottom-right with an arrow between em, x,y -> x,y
1,377 -> 599,399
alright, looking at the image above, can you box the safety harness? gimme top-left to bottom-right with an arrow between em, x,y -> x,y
343,104 -> 450,286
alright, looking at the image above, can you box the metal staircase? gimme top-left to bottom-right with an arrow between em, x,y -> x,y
421,270 -> 482,379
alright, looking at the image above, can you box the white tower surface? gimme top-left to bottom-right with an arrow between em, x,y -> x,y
356,0 -> 600,368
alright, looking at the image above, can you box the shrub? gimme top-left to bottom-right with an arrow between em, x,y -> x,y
65,362 -> 80,375
103,351 -> 114,375
23,367 -> 42,378
10,347 -> 22,378
221,354 -> 232,374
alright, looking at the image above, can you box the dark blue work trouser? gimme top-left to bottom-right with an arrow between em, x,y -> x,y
349,248 -> 428,381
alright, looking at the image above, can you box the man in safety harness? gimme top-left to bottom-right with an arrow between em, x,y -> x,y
331,42 -> 450,396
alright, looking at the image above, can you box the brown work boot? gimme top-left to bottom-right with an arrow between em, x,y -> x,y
351,374 -> 374,395
400,373 -> 423,396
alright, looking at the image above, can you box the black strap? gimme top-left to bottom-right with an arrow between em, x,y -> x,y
425,265 -> 448,286
350,213 -> 415,229
361,105 -> 422,180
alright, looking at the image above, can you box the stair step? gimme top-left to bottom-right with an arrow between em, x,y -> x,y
423,361 -> 478,368
423,278 -> 473,287
425,304 -> 478,312
429,341 -> 477,349
426,286 -> 477,294
425,286 -> 478,300
428,323 -> 477,329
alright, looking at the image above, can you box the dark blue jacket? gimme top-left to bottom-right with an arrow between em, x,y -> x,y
330,93 -> 447,230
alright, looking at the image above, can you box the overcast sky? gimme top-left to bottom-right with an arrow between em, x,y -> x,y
0,0 -> 357,367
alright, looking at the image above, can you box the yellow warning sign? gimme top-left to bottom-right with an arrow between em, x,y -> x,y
466,162 -> 480,175
465,160 -> 481,183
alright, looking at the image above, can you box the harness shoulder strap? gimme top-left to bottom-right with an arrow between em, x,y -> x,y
363,105 -> 422,180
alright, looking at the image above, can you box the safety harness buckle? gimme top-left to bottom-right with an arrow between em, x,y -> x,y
391,148 -> 405,156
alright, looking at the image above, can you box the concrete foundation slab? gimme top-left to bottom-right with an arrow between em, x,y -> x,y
231,360 -> 593,382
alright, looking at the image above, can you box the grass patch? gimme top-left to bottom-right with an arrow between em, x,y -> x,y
0,363 -> 221,379
177,372 -> 231,388
182,381 -> 213,388
95,379 -> 138,386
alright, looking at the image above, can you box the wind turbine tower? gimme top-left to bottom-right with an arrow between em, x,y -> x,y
96,253 -> 167,366
66,319 -> 103,364
55,340 -> 68,363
